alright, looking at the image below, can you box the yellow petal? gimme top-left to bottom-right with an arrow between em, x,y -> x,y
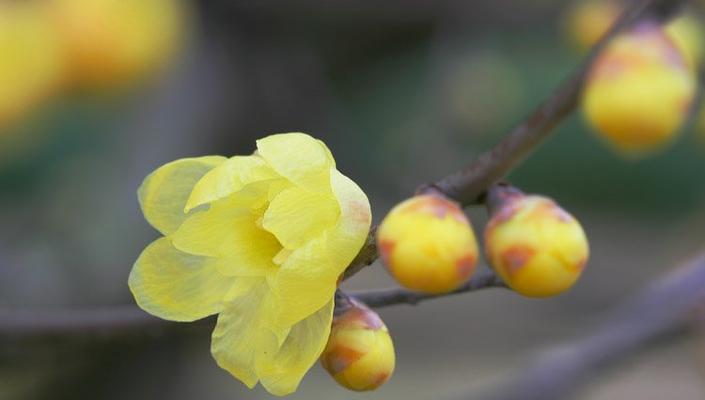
256,133 -> 335,193
128,237 -> 233,322
211,279 -> 334,397
138,156 -> 225,235
272,170 -> 371,327
185,155 -> 279,212
171,195 -> 280,277
258,300 -> 334,396
327,169 -> 373,260
262,187 -> 339,249
210,279 -> 281,390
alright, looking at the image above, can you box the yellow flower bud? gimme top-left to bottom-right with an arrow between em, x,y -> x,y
563,0 -> 620,51
484,189 -> 589,298
46,0 -> 187,90
321,299 -> 395,391
377,194 -> 479,294
665,13 -> 704,70
582,22 -> 697,156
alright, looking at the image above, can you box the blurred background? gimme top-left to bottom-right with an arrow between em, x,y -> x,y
1,0 -> 705,399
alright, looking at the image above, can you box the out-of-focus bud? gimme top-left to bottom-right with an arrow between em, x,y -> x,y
484,186 -> 589,298
564,0 -> 621,51
582,22 -> 697,156
46,0 -> 186,91
377,193 -> 479,294
321,298 -> 395,392
564,0 -> 703,69
665,13 -> 705,70
0,1 -> 64,128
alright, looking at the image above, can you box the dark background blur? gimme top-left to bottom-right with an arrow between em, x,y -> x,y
2,1 -> 705,399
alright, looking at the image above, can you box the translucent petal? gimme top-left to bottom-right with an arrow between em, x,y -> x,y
211,280 -> 334,397
171,195 -> 280,277
258,300 -> 334,396
128,237 -> 234,322
138,156 -> 225,235
185,155 -> 279,212
272,170 -> 371,327
256,133 -> 334,193
210,279 -> 280,390
262,187 -> 339,249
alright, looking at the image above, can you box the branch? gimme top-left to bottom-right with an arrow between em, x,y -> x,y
342,0 -> 683,281
0,270 -> 503,338
485,251 -> 705,400
353,269 -> 505,309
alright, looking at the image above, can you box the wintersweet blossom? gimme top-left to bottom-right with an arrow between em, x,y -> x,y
128,133 -> 371,395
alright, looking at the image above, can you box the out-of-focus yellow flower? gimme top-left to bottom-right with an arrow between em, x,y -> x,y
377,194 -> 479,294
582,22 -> 697,156
128,133 -> 371,396
321,298 -> 395,391
47,0 -> 186,90
485,193 -> 589,298
0,1 -> 64,128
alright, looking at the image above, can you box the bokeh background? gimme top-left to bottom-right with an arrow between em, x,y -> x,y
2,0 -> 705,399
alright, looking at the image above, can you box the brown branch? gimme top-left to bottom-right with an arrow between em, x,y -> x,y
484,251 -> 705,400
342,0 -> 682,281
353,268 -> 505,309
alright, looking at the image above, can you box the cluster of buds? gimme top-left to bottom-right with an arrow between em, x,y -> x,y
332,184 -> 589,391
321,296 -> 395,392
374,186 -> 589,300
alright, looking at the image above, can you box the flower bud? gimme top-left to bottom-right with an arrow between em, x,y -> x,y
582,22 -> 697,156
484,188 -> 589,298
321,299 -> 395,392
377,194 -> 479,294
665,13 -> 704,70
563,0 -> 620,51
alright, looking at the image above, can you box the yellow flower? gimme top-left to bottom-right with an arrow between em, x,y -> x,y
46,0 -> 186,90
128,133 -> 372,396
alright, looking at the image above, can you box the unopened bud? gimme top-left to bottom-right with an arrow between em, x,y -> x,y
484,187 -> 589,298
377,194 -> 479,294
582,22 -> 696,156
321,299 -> 395,392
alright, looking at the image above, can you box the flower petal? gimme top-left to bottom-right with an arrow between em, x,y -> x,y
128,237 -> 234,322
185,155 -> 279,212
258,300 -> 334,396
211,280 -> 334,397
271,170 -> 371,327
326,169 -> 373,263
256,133 -> 334,193
262,187 -> 339,249
138,156 -> 226,235
210,279 -> 280,390
171,195 -> 280,277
